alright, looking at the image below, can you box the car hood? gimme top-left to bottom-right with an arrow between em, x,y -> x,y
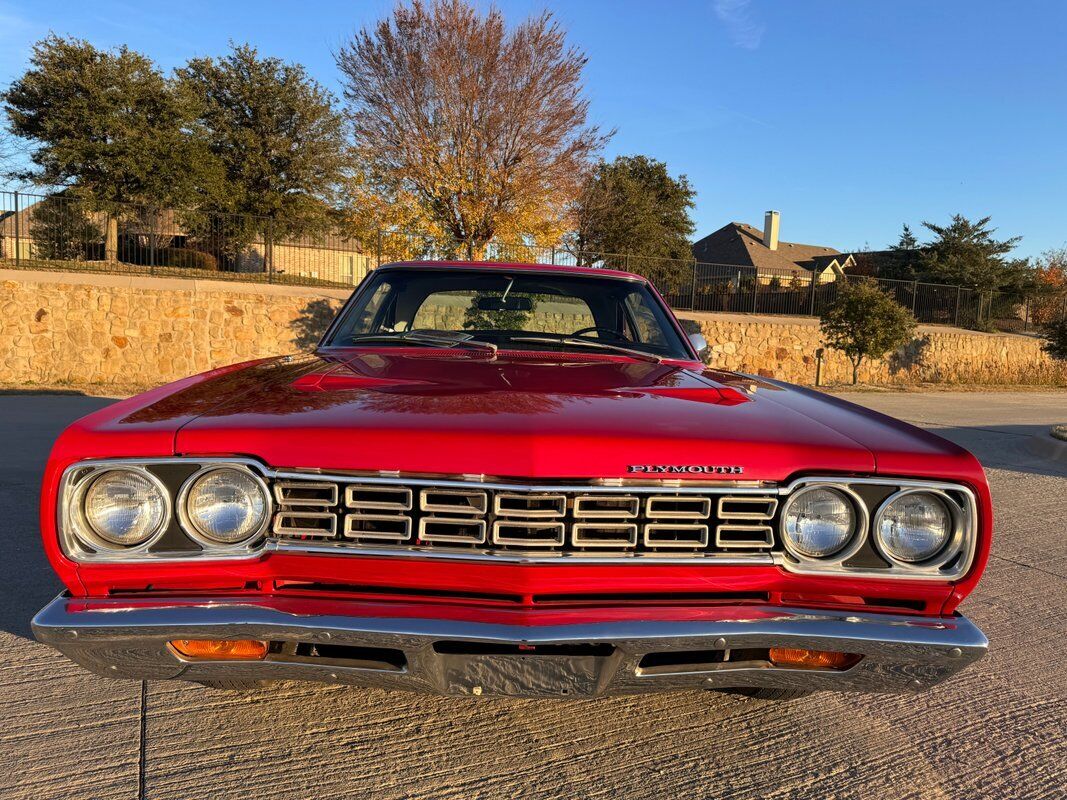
139,350 -> 883,482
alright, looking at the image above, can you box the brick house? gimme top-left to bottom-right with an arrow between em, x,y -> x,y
691,211 -> 854,283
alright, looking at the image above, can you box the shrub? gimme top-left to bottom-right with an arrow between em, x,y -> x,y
31,195 -> 101,261
1041,318 -> 1067,361
158,247 -> 218,270
820,280 -> 918,384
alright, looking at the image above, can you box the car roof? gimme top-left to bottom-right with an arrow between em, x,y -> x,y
380,260 -> 647,282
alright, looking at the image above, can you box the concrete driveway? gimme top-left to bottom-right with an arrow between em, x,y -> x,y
3,390 -> 1065,800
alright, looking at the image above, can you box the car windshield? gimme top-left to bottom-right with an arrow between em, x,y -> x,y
323,267 -> 692,359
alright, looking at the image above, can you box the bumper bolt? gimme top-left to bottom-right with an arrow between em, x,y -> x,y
948,647 -> 962,659
714,638 -> 727,649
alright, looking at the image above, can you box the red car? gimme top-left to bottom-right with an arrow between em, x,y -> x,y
33,261 -> 989,700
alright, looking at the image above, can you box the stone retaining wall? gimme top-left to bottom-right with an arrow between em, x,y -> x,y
678,311 -> 1064,386
1,270 -> 1062,387
0,270 -> 350,385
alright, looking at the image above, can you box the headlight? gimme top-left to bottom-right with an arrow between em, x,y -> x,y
875,491 -> 952,563
181,467 -> 269,545
82,469 -> 168,547
781,486 -> 857,558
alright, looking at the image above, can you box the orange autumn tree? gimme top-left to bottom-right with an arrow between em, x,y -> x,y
337,0 -> 609,260
1031,247 -> 1067,325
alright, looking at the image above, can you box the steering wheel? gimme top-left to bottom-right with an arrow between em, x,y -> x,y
570,326 -> 628,341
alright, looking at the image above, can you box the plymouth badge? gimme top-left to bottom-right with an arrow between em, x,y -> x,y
627,465 -> 745,474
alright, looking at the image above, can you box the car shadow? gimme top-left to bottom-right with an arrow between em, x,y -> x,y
912,423 -> 1067,479
0,394 -> 119,640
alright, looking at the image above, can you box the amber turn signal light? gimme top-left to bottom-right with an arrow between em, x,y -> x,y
769,647 -> 861,671
169,639 -> 269,661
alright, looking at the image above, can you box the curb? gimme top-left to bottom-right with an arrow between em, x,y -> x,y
1027,433 -> 1067,463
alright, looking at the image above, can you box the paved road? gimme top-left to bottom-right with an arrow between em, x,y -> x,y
3,390 -> 1065,800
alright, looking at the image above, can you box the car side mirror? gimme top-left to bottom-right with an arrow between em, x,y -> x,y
688,332 -> 709,360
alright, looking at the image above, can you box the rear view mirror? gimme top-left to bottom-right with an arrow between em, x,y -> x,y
476,296 -> 533,312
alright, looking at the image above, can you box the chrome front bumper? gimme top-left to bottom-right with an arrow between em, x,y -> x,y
32,594 -> 987,697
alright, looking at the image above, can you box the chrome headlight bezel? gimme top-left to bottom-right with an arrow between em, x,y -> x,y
778,484 -> 868,563
872,488 -> 965,568
65,466 -> 171,552
57,458 -> 273,562
176,465 -> 272,549
774,477 -> 979,581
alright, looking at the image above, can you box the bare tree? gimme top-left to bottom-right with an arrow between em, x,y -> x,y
337,0 -> 609,259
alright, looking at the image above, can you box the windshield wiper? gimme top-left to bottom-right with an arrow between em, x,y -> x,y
346,331 -> 498,355
507,336 -> 663,364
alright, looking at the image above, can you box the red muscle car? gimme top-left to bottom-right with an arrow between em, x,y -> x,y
33,261 -> 989,700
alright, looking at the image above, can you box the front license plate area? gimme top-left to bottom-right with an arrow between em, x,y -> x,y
434,642 -> 613,696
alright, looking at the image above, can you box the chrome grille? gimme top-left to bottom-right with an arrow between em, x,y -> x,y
269,477 -> 781,560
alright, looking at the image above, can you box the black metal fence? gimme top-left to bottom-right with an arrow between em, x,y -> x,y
2,189 -> 1064,332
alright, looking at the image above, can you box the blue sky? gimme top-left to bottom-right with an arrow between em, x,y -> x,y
3,0 -> 1064,258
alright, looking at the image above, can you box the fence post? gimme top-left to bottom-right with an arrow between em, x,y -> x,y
266,219 -> 274,283
1023,297 -> 1030,332
954,286 -> 961,327
12,190 -> 20,266
911,280 -> 918,313
690,264 -> 697,311
809,275 -> 817,316
751,275 -> 758,314
550,246 -> 557,266
376,229 -> 382,269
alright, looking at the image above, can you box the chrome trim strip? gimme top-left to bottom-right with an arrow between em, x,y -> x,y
715,524 -> 774,549
419,489 -> 488,515
418,517 -> 487,544
272,511 -> 337,538
645,496 -> 712,519
277,470 -> 776,495
572,523 -> 639,548
267,540 -> 773,564
342,514 -> 412,541
717,496 -> 779,520
274,480 -> 338,507
491,520 -> 566,547
344,485 -> 412,511
643,523 -> 710,549
493,493 -> 566,518
573,495 -> 640,519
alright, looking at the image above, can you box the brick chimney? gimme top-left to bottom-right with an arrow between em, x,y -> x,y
763,210 -> 780,251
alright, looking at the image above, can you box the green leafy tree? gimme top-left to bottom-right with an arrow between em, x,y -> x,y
3,36 -> 219,258
572,155 -> 696,287
920,214 -> 1029,293
821,280 -> 917,384
30,194 -> 101,260
1042,318 -> 1067,361
177,43 -> 348,260
891,224 -> 919,251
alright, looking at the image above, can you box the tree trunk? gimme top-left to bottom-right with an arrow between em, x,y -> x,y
852,360 -> 860,385
105,215 -> 118,262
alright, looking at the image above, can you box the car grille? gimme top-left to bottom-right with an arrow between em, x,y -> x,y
268,475 -> 779,561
